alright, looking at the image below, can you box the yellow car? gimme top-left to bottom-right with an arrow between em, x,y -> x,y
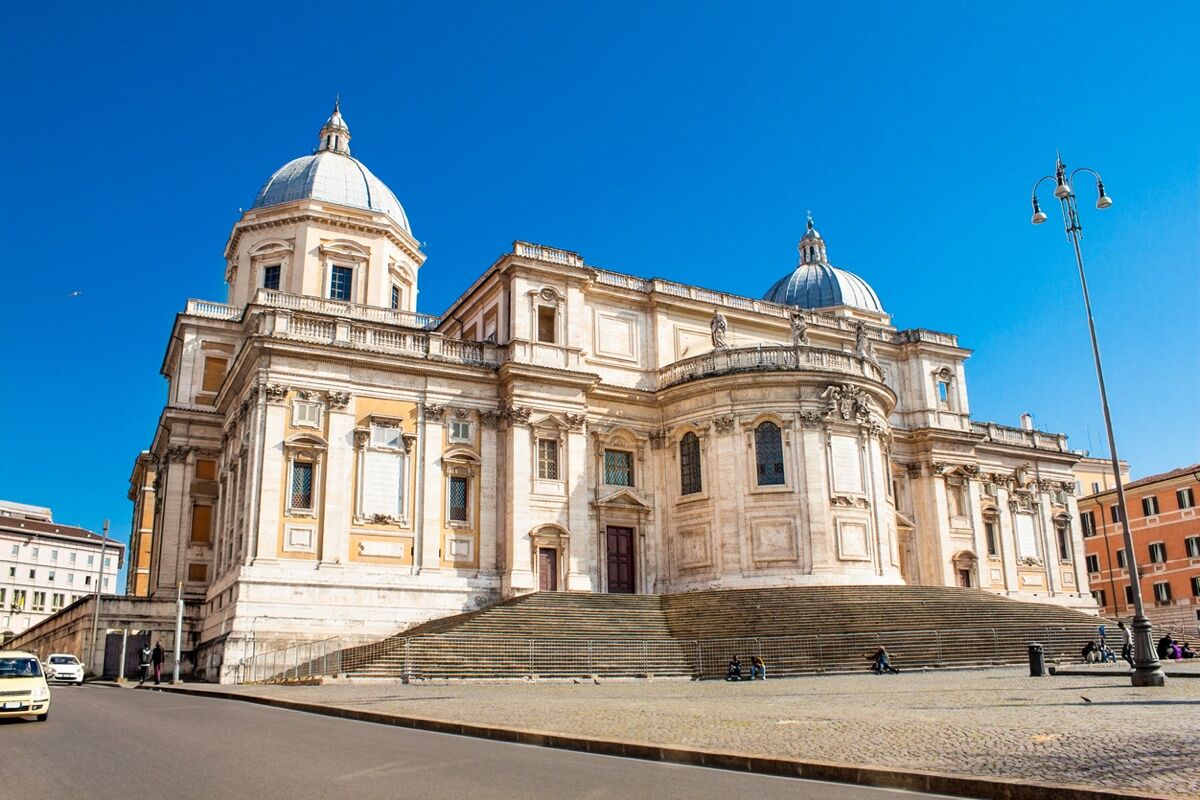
0,650 -> 51,721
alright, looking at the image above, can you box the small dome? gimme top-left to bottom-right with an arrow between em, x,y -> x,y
250,102 -> 411,234
763,263 -> 883,312
763,216 -> 884,313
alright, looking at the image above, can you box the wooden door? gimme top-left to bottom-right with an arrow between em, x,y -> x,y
606,527 -> 635,594
538,547 -> 558,591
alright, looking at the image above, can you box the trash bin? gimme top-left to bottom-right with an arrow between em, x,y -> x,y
1028,642 -> 1045,677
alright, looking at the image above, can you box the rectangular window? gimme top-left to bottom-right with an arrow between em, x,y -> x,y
1091,481 -> 1101,494
1109,505 -> 1121,524
984,521 -> 998,557
448,476 -> 469,523
201,356 -> 228,393
1092,589 -> 1106,608
51,593 -> 64,610
262,264 -> 281,290
32,546 -> 39,559
1179,487 -> 1196,509
449,420 -> 473,444
7,566 -> 14,577
329,265 -> 353,301
1192,575 -> 1200,597
292,400 -> 322,428
0,588 -> 4,607
87,554 -> 94,566
391,284 -> 401,310
1148,542 -> 1167,563
8,544 -> 16,556
604,450 -> 634,487
48,570 -> 55,582
32,592 -> 46,612
1080,511 -> 1095,537
1186,536 -> 1200,558
191,504 -> 213,544
290,461 -> 314,510
12,590 -> 26,610
536,306 -> 557,343
51,549 -> 58,561
104,557 -> 111,569
85,575 -> 91,586
1141,496 -> 1159,516
936,380 -> 949,405
1085,554 -> 1100,573
1116,548 -> 1127,569
1124,584 -> 1133,605
187,563 -> 208,583
537,439 -> 560,480
1056,527 -> 1071,562
371,423 -> 403,449
28,569 -> 35,580
68,573 -> 74,585
69,552 -> 76,564
1153,582 -> 1171,603
196,458 -> 218,481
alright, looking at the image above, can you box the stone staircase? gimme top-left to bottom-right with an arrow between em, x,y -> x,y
327,586 -> 1104,681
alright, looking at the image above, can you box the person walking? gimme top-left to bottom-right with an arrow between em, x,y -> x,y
151,641 -> 166,685
1118,621 -> 1134,668
138,643 -> 152,685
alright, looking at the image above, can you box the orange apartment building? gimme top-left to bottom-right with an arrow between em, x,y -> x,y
1081,463 -> 1200,634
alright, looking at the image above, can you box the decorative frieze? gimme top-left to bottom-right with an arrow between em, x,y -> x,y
712,415 -> 736,434
479,409 -> 503,429
565,413 -> 587,432
327,391 -> 352,410
502,404 -> 531,425
823,383 -> 870,423
263,383 -> 289,403
423,403 -> 446,421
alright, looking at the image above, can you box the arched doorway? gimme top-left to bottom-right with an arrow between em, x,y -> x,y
952,551 -> 978,588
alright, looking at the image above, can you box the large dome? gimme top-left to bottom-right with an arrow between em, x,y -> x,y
763,218 -> 883,313
250,103 -> 411,234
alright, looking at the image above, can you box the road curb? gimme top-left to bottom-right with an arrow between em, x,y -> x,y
142,684 -> 1167,800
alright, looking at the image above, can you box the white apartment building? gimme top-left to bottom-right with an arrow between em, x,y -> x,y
0,501 -> 124,639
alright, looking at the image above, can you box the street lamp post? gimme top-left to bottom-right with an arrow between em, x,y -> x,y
1030,158 -> 1165,687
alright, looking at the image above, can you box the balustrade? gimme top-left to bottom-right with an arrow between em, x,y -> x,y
657,344 -> 884,389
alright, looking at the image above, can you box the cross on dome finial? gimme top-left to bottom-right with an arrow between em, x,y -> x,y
317,99 -> 351,155
806,210 -> 813,230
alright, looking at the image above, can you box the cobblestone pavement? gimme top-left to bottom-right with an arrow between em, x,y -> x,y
193,665 -> 1199,798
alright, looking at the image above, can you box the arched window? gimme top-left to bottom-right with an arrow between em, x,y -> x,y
679,432 -> 702,495
754,422 -> 785,486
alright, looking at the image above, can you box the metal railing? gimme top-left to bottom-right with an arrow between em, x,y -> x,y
240,637 -> 342,684
245,623 -> 1104,683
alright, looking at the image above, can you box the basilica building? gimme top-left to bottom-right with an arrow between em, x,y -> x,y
128,105 -> 1096,680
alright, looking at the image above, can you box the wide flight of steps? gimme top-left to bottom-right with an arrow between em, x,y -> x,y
326,586 -> 1104,681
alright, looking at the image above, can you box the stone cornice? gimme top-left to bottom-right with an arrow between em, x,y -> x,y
224,203 -> 424,265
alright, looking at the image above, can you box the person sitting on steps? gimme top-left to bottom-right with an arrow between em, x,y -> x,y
725,655 -> 743,681
750,655 -> 766,680
867,646 -> 900,674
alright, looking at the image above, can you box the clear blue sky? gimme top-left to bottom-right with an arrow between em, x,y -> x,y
2,3 -> 1197,579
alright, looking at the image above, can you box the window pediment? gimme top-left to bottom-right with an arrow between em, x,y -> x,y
284,433 -> 328,453
595,489 -> 651,510
249,239 -> 294,257
319,240 -> 370,261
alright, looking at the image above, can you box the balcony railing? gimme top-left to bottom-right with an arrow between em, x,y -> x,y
971,421 -> 1070,452
658,344 -> 885,389
185,299 -> 243,321
252,289 -> 440,330
275,310 -> 499,367
513,241 -> 585,268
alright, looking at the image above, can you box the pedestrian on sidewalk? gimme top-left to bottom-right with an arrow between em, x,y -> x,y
1118,621 -> 1134,668
138,644 -> 152,685
151,641 -> 165,685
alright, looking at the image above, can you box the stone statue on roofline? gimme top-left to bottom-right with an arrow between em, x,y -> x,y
790,310 -> 809,346
855,321 -> 876,363
711,309 -> 729,349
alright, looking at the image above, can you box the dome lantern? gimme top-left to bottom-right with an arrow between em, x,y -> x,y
317,96 -> 351,155
797,213 -> 828,266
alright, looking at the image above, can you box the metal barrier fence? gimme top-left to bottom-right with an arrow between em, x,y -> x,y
240,637 -> 342,684
240,624 -> 1105,683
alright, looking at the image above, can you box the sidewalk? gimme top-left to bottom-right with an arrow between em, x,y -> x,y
147,666 -> 1195,799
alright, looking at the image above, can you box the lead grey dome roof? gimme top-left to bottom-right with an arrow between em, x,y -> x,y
250,103 -> 411,234
763,263 -> 883,312
251,152 -> 411,232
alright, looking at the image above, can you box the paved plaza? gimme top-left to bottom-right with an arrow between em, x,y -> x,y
178,665 -> 1199,798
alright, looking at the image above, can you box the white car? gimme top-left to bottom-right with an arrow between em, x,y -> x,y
45,654 -> 84,686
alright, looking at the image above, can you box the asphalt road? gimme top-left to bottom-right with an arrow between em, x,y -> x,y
0,685 -> 961,800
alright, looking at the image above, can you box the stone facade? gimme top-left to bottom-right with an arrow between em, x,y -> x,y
131,108 -> 1097,682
